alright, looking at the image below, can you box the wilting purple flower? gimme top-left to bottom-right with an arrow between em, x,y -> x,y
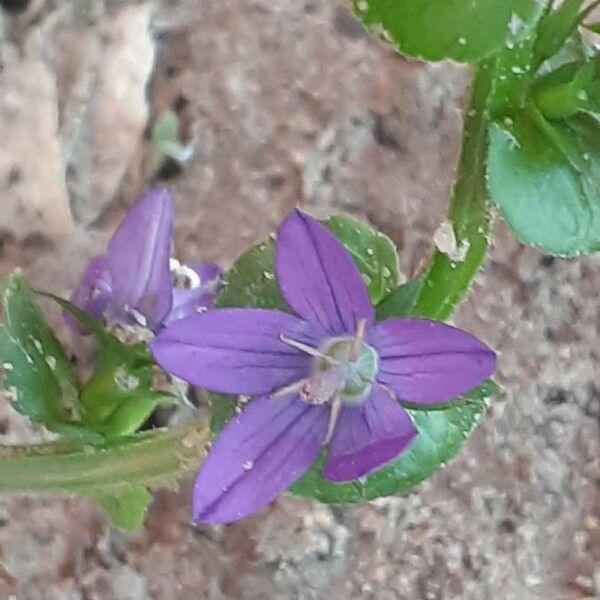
68,188 -> 220,332
152,210 -> 496,523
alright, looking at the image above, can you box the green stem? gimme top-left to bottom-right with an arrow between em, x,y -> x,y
413,63 -> 494,320
0,418 -> 208,496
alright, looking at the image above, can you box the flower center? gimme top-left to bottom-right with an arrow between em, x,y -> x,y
274,319 -> 379,445
315,337 -> 378,403
275,319 -> 378,407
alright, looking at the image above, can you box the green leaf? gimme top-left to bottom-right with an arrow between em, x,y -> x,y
538,27 -> 593,76
488,110 -> 600,255
488,37 -> 537,117
534,0 -> 584,63
96,487 -> 152,531
324,216 -> 400,304
217,215 -> 401,309
46,295 -> 177,439
0,274 -> 82,434
217,240 -> 287,310
535,59 -> 597,120
209,217 -> 497,503
291,380 -> 497,503
351,0 -> 547,63
209,393 -> 237,435
375,275 -> 425,320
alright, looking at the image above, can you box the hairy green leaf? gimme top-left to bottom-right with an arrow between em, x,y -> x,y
0,274 -> 83,435
375,275 -> 425,320
325,216 -> 400,304
488,38 -> 537,117
351,0 -> 546,63
488,110 -> 600,255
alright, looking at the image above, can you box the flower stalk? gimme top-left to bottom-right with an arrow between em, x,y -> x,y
0,417 -> 208,496
414,63 -> 494,320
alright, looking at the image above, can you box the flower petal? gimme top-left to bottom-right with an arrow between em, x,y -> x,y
189,262 -> 221,284
107,187 -> 174,329
66,256 -> 113,333
151,308 -> 324,395
193,395 -> 328,523
323,386 -> 417,482
276,209 -> 374,335
371,318 -> 496,404
164,262 -> 222,326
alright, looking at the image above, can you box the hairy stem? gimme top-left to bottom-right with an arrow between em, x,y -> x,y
0,417 -> 208,496
413,63 -> 494,320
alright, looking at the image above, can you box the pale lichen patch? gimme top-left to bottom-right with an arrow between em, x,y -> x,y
433,220 -> 470,263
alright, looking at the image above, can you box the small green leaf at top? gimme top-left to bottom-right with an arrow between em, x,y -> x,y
0,274 -> 85,436
534,0 -> 585,64
209,217 -> 497,504
375,275 -> 425,320
350,0 -> 546,63
534,59 -> 597,120
487,110 -> 600,255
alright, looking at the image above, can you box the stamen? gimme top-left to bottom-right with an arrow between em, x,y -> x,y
279,334 -> 340,365
270,378 -> 309,400
375,381 -> 398,402
349,318 -> 367,362
323,392 -> 343,445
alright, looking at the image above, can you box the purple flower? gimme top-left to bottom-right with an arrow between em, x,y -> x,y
68,188 -> 221,333
152,210 -> 496,523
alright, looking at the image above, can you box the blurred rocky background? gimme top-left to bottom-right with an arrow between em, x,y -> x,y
0,0 -> 599,598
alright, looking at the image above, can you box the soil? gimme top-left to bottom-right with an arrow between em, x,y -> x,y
0,1 -> 599,599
